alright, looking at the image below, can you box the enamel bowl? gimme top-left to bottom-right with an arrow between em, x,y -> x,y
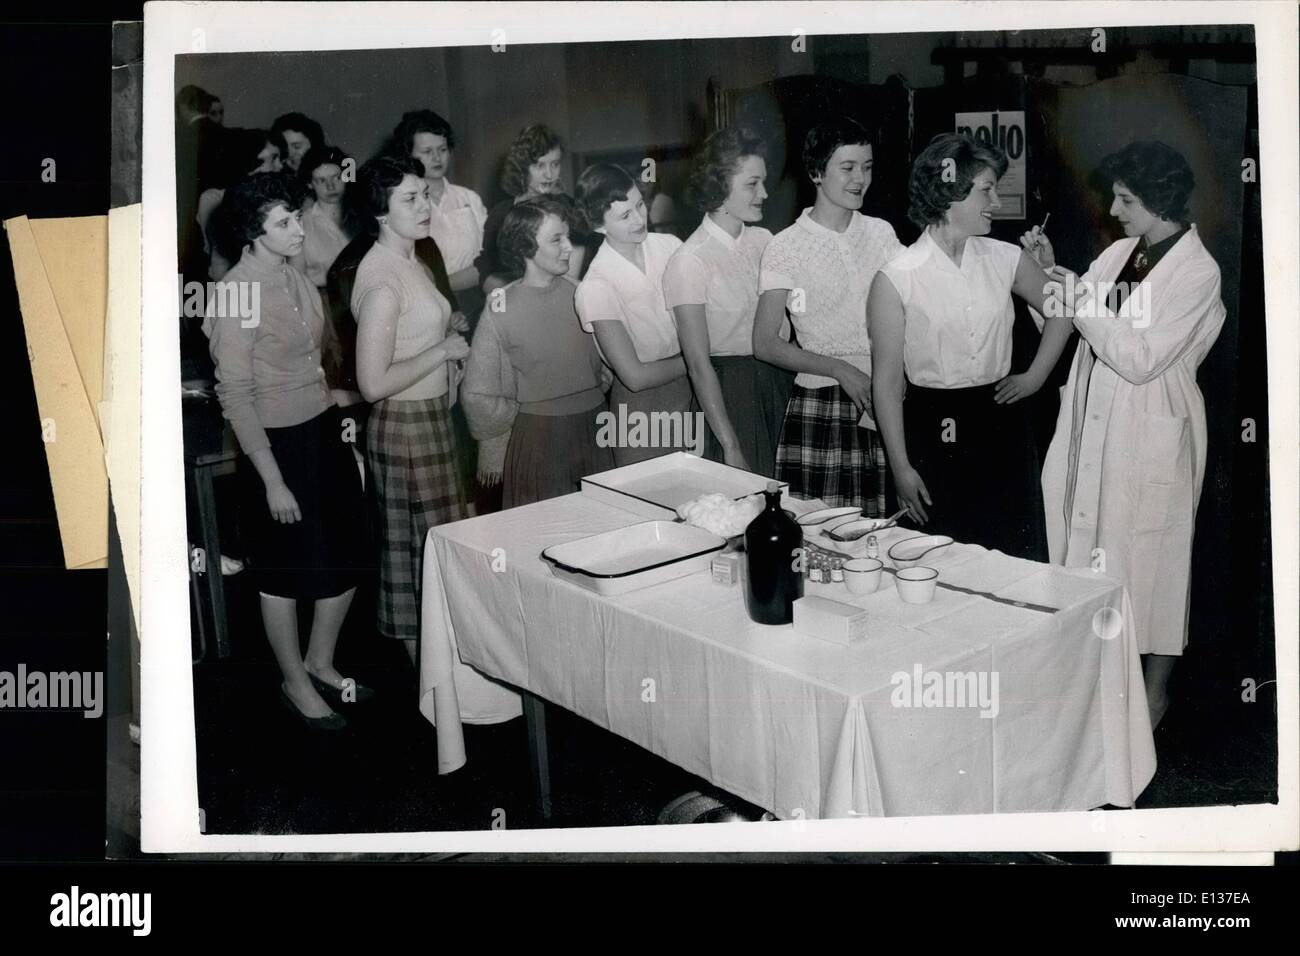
795,506 -> 862,529
895,566 -> 939,604
887,534 -> 954,568
822,516 -> 895,541
843,557 -> 884,595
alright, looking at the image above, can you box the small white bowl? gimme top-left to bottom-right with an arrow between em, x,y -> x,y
796,506 -> 863,528
895,566 -> 939,604
888,534 -> 954,568
842,557 -> 884,595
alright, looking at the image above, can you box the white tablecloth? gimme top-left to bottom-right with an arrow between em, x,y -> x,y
419,493 -> 1156,817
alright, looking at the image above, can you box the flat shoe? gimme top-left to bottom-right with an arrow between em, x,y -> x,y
308,672 -> 375,706
279,687 -> 348,731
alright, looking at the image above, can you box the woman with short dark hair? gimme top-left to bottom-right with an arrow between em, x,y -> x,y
664,127 -> 792,476
292,145 -> 355,287
574,163 -> 691,467
271,111 -> 325,171
391,109 -> 488,324
753,116 -> 903,511
290,145 -> 362,421
869,132 -> 1073,558
352,156 -> 471,664
1035,140 -> 1224,728
461,196 -> 613,506
203,172 -> 369,729
201,128 -> 288,279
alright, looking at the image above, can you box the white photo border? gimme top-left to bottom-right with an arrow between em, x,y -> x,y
141,0 -> 1300,854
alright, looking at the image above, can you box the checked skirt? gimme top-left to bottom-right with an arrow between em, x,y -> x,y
365,395 -> 468,641
774,384 -> 888,515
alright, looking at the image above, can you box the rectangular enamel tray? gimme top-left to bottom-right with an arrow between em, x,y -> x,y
579,451 -> 788,520
540,519 -> 726,595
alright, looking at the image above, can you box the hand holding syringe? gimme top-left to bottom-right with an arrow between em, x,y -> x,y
1019,212 -> 1055,269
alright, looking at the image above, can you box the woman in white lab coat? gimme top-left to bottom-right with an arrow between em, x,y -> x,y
1031,142 -> 1225,729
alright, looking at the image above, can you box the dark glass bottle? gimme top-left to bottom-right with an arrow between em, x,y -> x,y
743,482 -> 804,625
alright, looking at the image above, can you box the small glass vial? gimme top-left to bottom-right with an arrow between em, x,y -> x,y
830,566 -> 844,583
865,534 -> 879,559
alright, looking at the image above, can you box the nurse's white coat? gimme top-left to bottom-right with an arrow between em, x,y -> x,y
1041,225 -> 1226,656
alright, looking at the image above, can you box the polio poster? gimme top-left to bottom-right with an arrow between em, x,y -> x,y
955,111 -> 1027,219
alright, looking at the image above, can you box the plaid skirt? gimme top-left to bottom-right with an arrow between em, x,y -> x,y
365,395 -> 468,641
775,384 -> 888,514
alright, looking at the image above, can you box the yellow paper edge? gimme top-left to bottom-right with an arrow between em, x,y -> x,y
30,216 -> 108,432
5,215 -> 109,569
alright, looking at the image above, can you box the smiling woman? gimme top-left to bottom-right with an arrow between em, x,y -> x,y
753,117 -> 904,512
868,132 -> 1074,559
664,127 -> 794,478
461,197 -> 614,507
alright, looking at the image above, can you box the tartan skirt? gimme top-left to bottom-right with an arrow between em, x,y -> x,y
774,384 -> 888,515
364,395 -> 468,641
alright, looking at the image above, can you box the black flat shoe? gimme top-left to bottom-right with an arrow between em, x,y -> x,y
279,687 -> 348,731
308,672 -> 376,706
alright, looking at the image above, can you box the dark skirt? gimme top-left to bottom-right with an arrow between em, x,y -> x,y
702,355 -> 794,478
900,381 -> 1048,561
503,405 -> 616,509
365,395 -> 469,641
607,374 -> 697,467
237,406 -> 367,600
775,384 -> 888,515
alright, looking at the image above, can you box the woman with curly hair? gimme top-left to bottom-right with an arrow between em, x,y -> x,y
663,127 -> 792,475
392,109 -> 488,324
869,132 -> 1073,558
754,117 -> 904,511
461,196 -> 613,506
203,172 -> 369,729
1035,141 -> 1224,728
477,124 -> 591,291
352,156 -> 472,665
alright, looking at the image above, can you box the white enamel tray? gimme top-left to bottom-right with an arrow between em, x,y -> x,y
541,520 -> 726,595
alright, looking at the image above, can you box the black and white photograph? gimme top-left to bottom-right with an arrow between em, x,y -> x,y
141,1 -> 1297,854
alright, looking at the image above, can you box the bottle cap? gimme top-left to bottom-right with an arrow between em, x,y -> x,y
766,480 -> 780,493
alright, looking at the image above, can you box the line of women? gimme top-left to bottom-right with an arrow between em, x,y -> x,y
202,103 -> 1222,734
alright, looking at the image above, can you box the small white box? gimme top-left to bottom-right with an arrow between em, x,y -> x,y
792,595 -> 870,645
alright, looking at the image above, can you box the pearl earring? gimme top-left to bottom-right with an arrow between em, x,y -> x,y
378,216 -> 388,225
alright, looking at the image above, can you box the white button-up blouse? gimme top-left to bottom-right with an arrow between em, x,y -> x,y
576,232 -> 684,362
878,230 -> 1022,389
661,216 -> 772,357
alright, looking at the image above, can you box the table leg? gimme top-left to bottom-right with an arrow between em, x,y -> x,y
192,466 -> 230,660
522,691 -> 552,822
